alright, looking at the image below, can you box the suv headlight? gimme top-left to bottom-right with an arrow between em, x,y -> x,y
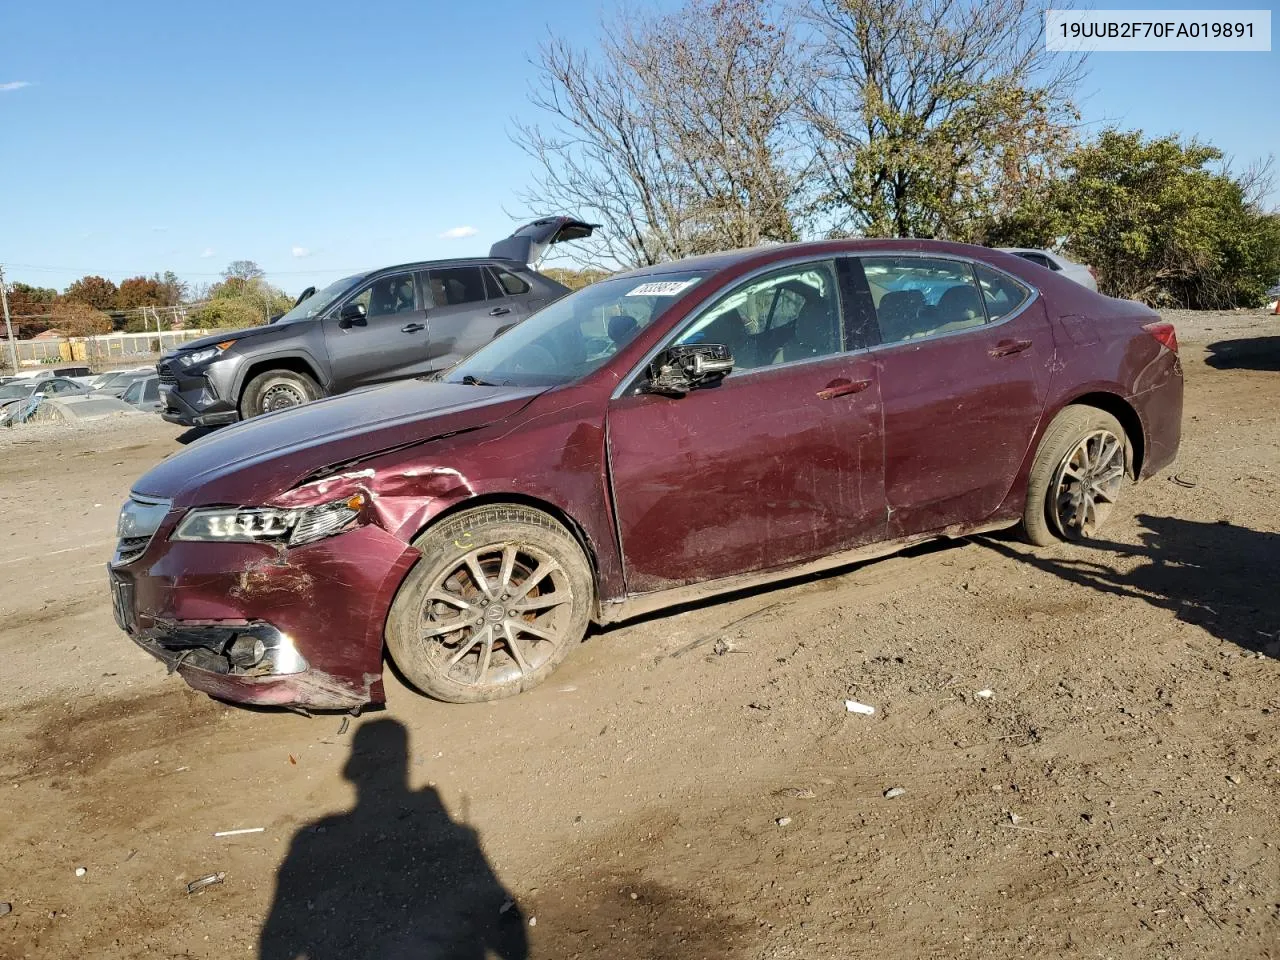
172,494 -> 366,547
178,340 -> 238,368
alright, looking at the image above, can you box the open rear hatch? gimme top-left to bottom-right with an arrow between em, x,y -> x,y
489,216 -> 599,267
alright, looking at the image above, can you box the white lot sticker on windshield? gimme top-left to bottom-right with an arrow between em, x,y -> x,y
625,279 -> 699,297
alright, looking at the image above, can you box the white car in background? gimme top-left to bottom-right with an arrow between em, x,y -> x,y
998,248 -> 1098,292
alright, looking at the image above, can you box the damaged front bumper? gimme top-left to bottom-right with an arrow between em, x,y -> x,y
109,524 -> 420,710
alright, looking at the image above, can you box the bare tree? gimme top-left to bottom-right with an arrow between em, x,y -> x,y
515,0 -> 809,269
805,0 -> 1085,240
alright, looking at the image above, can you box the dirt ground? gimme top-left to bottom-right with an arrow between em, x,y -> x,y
1,310 -> 1277,960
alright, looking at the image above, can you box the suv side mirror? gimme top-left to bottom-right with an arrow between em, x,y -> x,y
646,343 -> 734,397
338,302 -> 368,328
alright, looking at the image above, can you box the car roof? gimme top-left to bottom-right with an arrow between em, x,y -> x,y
360,256 -> 531,278
609,238 -> 1031,281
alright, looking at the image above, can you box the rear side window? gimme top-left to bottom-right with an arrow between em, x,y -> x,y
861,257 -> 987,344
974,265 -> 1032,322
493,268 -> 531,295
429,267 -> 487,307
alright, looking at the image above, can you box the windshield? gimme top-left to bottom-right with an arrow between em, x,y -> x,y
274,274 -> 364,324
0,382 -> 36,399
444,271 -> 704,387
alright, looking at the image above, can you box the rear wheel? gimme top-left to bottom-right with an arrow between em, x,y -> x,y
385,504 -> 594,703
239,368 -> 321,419
1022,405 -> 1129,545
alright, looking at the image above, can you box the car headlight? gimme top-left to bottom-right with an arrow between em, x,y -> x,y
118,495 -> 173,539
178,340 -> 238,367
172,494 -> 366,546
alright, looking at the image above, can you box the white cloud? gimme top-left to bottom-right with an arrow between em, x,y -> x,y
439,225 -> 478,240
291,246 -> 311,258
199,247 -> 215,259
0,81 -> 31,93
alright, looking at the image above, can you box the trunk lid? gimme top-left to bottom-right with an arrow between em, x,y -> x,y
488,216 -> 599,267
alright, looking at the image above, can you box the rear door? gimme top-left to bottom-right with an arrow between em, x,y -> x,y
607,259 -> 885,593
860,256 -> 1053,537
421,266 -> 523,372
323,271 -> 432,390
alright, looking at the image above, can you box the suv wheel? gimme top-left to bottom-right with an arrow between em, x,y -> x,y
240,369 -> 321,419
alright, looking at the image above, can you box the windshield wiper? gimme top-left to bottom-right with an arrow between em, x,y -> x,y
461,375 -> 498,386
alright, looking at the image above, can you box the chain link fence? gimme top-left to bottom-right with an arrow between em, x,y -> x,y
1,330 -> 212,373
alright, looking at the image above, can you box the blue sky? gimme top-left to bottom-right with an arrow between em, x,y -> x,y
0,0 -> 1276,297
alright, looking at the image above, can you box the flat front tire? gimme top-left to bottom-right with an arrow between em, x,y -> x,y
1022,405 -> 1130,546
385,505 -> 594,703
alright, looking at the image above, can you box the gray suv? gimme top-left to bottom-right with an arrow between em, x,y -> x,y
158,217 -> 596,426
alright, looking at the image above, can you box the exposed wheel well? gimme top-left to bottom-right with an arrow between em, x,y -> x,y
238,357 -> 323,400
410,493 -> 602,599
1065,392 -> 1145,477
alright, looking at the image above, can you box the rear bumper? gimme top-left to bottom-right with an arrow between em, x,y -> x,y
1132,353 -> 1184,479
110,524 -> 420,709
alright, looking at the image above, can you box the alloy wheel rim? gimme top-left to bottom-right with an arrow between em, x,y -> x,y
1051,429 -> 1125,539
417,543 -> 573,687
262,383 -> 306,412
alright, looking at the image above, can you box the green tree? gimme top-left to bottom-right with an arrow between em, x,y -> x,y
190,298 -> 264,330
997,130 -> 1280,307
63,275 -> 119,311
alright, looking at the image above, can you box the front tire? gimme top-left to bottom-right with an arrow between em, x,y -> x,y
1022,405 -> 1129,545
239,369 -> 321,419
385,504 -> 594,703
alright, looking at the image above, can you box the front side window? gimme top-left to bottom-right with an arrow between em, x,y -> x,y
429,267 -> 487,307
862,257 -> 987,344
276,274 -> 364,324
143,380 -> 160,402
349,273 -> 417,319
122,381 -> 142,403
445,271 -> 704,387
673,262 -> 842,371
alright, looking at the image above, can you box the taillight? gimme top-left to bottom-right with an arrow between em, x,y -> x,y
1143,321 -> 1178,353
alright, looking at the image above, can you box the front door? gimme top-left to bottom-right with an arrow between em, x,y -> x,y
858,256 -> 1054,538
607,260 -> 886,594
324,271 -> 431,390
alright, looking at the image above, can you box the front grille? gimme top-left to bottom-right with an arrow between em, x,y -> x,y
157,362 -> 176,385
115,535 -> 151,565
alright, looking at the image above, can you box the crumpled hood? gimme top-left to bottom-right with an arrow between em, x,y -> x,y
134,379 -> 542,507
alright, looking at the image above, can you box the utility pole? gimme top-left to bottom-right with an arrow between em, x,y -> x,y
0,265 -> 18,375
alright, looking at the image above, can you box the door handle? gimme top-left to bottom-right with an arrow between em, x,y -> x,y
489,306 -> 511,317
989,338 -> 1033,357
401,322 -> 426,333
817,378 -> 872,400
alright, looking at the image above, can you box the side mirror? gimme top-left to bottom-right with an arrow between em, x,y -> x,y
338,302 -> 368,328
647,343 -> 734,397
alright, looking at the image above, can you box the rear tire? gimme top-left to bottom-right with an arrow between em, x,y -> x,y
1022,405 -> 1129,546
239,369 -> 321,419
385,504 -> 594,703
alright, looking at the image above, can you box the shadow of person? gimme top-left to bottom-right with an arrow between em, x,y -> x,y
983,514 -> 1280,658
260,718 -> 528,960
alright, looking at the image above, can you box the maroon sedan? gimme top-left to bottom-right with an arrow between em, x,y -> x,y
110,240 -> 1182,708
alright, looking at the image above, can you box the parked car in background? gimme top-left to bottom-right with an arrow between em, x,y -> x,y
111,239 -> 1182,711
0,376 -> 94,424
998,248 -> 1098,291
93,369 -> 155,398
119,375 -> 162,413
156,217 -> 598,427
